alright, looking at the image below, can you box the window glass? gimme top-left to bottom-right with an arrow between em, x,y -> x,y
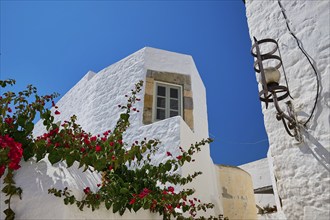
170,99 -> 178,110
170,88 -> 178,98
155,83 -> 182,121
157,86 -> 166,96
170,111 -> 178,117
157,97 -> 166,108
157,109 -> 165,120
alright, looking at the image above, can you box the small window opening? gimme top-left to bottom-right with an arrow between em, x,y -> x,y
154,82 -> 182,121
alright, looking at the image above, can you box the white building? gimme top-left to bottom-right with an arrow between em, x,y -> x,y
243,0 -> 330,219
1,47 -> 226,219
2,1 -> 328,219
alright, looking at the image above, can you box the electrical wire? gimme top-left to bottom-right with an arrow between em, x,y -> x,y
209,132 -> 268,145
277,0 -> 320,127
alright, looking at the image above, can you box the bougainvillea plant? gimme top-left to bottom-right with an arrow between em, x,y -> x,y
1,79 -> 225,220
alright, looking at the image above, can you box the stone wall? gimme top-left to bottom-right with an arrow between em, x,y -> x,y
245,0 -> 330,219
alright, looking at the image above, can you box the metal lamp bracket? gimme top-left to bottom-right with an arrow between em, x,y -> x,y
252,37 -> 302,141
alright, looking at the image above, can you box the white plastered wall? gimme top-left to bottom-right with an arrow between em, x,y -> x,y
239,158 -> 276,209
245,0 -> 330,219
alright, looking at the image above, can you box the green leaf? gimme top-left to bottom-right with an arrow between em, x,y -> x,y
25,122 -> 34,133
2,185 -> 17,195
4,208 -> 15,220
119,207 -> 126,215
120,188 -> 129,194
141,146 -> 147,153
133,203 -> 142,212
143,201 -> 150,209
66,154 -> 75,168
113,202 -> 121,213
48,151 -> 62,164
17,115 -> 26,127
94,158 -> 106,171
120,113 -> 129,121
23,145 -> 34,161
105,200 -> 112,210
165,162 -> 172,171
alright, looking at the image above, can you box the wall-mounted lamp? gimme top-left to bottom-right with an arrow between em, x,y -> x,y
251,37 -> 301,141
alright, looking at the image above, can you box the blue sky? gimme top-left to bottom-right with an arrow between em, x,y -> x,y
0,0 -> 268,166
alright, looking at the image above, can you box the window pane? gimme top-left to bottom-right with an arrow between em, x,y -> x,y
157,97 -> 166,108
170,99 -> 178,110
170,88 -> 178,98
170,111 -> 178,117
157,109 -> 165,120
157,86 -> 166,96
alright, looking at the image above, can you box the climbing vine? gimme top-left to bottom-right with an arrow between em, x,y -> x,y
1,79 -> 223,220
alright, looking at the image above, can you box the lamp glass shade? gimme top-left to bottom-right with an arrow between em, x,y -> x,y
264,67 -> 281,84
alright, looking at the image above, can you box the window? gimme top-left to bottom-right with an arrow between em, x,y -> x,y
154,82 -> 182,121
143,70 -> 193,130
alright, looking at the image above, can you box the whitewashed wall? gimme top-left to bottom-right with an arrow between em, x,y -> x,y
1,48 -> 222,219
245,0 -> 330,219
239,158 -> 276,209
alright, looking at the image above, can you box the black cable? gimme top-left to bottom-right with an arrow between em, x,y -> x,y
277,0 -> 320,127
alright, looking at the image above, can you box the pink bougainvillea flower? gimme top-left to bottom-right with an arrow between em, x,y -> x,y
166,204 -> 173,211
166,152 -> 172,157
108,165 -> 113,171
4,118 -> 14,125
176,155 -> 183,160
80,147 -> 86,153
138,188 -> 151,199
83,187 -> 91,194
150,199 -> 157,210
8,161 -> 20,170
0,165 -> 6,178
95,145 -> 102,152
168,186 -> 175,193
162,190 -> 168,195
117,139 -> 123,145
54,110 -> 60,115
90,136 -> 97,142
129,198 -> 136,205
84,138 -> 90,145
1,135 -> 23,172
109,142 -> 114,147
